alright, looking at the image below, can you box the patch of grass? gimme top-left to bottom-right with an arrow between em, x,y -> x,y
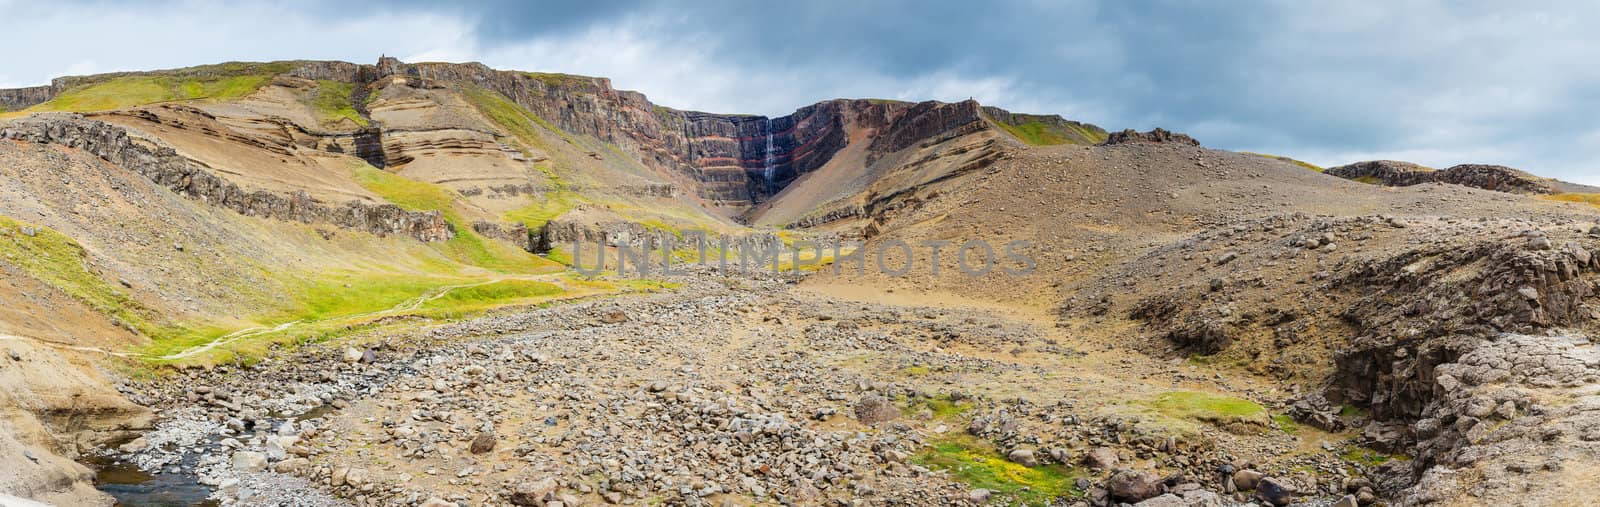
1242,152 -> 1324,172
987,113 -> 1107,146
1339,404 -> 1369,418
525,72 -> 584,88
0,216 -> 157,333
30,63 -> 289,112
310,80 -> 367,127
1342,446 -> 1407,466
900,365 -> 932,377
912,435 -> 1082,505
1353,176 -> 1383,185
1272,414 -> 1301,434
906,395 -> 974,420
1148,391 -> 1267,425
1541,193 -> 1600,209
30,77 -> 176,112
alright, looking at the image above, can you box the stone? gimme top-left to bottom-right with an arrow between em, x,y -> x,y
1232,469 -> 1264,490
1254,477 -> 1296,506
1006,449 -> 1038,467
231,451 -> 266,472
600,310 -> 629,323
1108,470 -> 1164,503
853,394 -> 900,425
344,468 -> 368,487
470,432 -> 496,454
1084,447 -> 1118,469
118,436 -> 148,453
331,466 -> 349,486
510,477 -> 559,506
1133,494 -> 1186,507
343,347 -> 363,363
1528,236 -> 1553,250
1333,494 -> 1359,507
967,488 -> 992,503
420,498 -> 458,507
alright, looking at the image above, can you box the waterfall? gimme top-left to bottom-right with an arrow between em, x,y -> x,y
762,118 -> 776,197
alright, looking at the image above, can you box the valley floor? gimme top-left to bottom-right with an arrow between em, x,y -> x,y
101,270 -> 1382,507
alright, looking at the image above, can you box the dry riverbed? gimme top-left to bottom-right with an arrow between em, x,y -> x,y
101,272 -> 1380,507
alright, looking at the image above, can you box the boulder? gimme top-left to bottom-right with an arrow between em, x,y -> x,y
1108,470 -> 1165,503
1232,469 -> 1264,490
1006,449 -> 1038,467
231,451 -> 266,473
1084,447 -> 1118,469
470,432 -> 497,454
1254,477 -> 1296,506
853,394 -> 900,425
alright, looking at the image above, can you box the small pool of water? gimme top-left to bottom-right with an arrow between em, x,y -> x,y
86,455 -> 218,507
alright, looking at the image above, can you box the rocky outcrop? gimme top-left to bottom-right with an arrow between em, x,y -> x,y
1327,161 -> 1557,194
1,340 -> 154,506
1101,128 -> 1200,146
981,106 -> 1108,145
0,114 -> 452,242
472,221 -> 533,252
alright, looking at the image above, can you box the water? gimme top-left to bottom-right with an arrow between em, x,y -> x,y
87,454 -> 218,507
762,118 -> 777,197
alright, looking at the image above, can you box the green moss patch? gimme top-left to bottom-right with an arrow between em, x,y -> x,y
912,436 -> 1082,505
1148,391 -> 1268,426
1342,446 -> 1408,466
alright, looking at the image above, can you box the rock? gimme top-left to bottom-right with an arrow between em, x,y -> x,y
273,457 -> 310,473
1133,494 -> 1186,507
343,347 -> 363,363
510,477 -> 559,506
118,436 -> 148,453
600,310 -> 629,323
1528,236 -> 1553,250
1108,470 -> 1165,503
1232,469 -> 1264,490
1006,449 -> 1038,467
1084,447 -> 1118,469
331,466 -> 349,486
1216,251 -> 1239,265
345,467 -> 368,487
231,451 -> 266,472
420,498 -> 458,507
966,488 -> 992,503
470,432 -> 496,454
1333,494 -> 1359,507
853,394 -> 900,425
1101,128 -> 1200,146
1254,477 -> 1296,506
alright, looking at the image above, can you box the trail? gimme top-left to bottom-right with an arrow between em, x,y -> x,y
0,278 -> 524,361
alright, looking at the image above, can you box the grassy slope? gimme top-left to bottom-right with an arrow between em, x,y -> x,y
460,86 -> 578,230
310,80 -> 368,127
349,161 -> 563,274
0,216 -> 159,335
1242,152 -> 1325,172
1541,193 -> 1600,209
28,62 -> 294,112
987,113 -> 1108,146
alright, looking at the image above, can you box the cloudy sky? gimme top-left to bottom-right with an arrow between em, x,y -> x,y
3,0 -> 1598,184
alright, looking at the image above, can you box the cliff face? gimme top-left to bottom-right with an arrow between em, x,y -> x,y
1,57 -> 1104,215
